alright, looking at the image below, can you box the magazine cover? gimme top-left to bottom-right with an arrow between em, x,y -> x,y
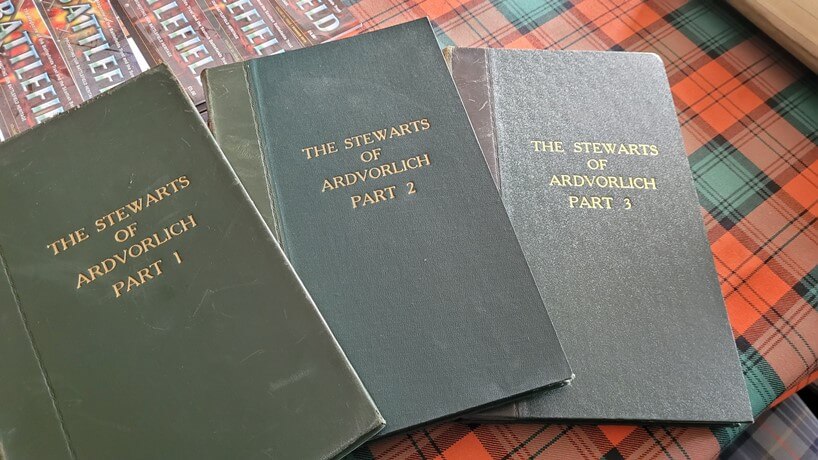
0,0 -> 357,138
112,0 -> 359,104
35,0 -> 144,99
0,0 -> 83,140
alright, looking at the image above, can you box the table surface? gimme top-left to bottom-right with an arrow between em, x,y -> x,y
343,1 -> 818,459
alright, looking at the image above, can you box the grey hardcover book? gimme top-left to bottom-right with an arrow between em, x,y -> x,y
203,19 -> 572,436
447,47 -> 753,424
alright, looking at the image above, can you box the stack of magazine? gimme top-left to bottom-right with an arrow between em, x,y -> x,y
0,0 -> 359,140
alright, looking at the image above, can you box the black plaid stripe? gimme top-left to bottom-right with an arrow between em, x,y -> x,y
770,77 -> 818,143
491,0 -> 571,35
795,266 -> 818,311
666,2 -> 754,59
721,394 -> 818,459
690,136 -> 780,228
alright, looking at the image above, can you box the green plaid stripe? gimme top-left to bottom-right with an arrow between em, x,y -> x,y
690,137 -> 779,228
737,338 -> 786,413
492,0 -> 571,34
711,339 -> 785,449
667,2 -> 754,58
771,78 -> 818,142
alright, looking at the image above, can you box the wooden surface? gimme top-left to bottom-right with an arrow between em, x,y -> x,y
728,0 -> 818,73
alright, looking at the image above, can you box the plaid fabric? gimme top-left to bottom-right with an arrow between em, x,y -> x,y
345,1 -> 818,459
720,394 -> 818,459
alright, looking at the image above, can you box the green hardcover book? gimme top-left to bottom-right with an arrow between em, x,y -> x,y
203,18 -> 572,436
0,65 -> 384,459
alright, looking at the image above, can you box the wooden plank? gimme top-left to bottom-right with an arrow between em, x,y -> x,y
728,0 -> 818,73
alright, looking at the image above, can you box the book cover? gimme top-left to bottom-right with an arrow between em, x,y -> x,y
447,47 -> 753,424
203,19 -> 573,437
0,65 -> 384,459
111,0 -> 358,105
34,0 -> 144,99
0,0 -> 83,140
0,267 -> 75,459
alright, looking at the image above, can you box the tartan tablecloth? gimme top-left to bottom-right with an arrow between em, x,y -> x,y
345,1 -> 818,459
721,394 -> 818,459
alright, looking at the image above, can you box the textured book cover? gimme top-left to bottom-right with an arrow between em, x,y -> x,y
34,0 -> 143,99
111,0 -> 358,105
0,65 -> 383,459
0,0 -> 83,140
448,47 -> 753,424
204,19 -> 572,436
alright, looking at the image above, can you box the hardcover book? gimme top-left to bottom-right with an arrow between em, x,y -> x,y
204,19 -> 572,436
447,47 -> 753,424
0,65 -> 384,459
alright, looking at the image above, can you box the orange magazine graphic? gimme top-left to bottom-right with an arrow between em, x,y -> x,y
112,0 -> 359,104
199,0 -> 302,59
36,0 -> 143,99
0,0 -> 83,140
114,0 -> 236,103
271,0 -> 359,45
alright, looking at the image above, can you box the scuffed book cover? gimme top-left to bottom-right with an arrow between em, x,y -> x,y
447,47 -> 753,424
0,65 -> 383,459
0,264 -> 74,460
34,0 -> 144,99
111,0 -> 359,105
203,19 -> 573,437
0,0 -> 83,140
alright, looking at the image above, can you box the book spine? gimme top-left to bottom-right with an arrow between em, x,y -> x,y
448,48 -> 501,189
448,47 -> 577,421
203,64 -> 284,243
0,247 -> 75,460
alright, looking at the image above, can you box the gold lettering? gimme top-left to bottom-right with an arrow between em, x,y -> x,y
399,123 -> 411,135
77,273 -> 92,289
302,141 -> 337,159
339,118 -> 431,150
531,140 -> 564,153
155,186 -> 170,199
112,259 -> 164,298
77,214 -> 196,288
569,195 -> 613,209
92,176 -> 191,232
321,153 -> 431,192
47,228 -> 90,255
351,185 -> 398,209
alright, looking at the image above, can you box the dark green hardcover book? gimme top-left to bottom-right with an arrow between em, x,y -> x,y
203,19 -> 573,436
0,65 -> 384,459
0,269 -> 74,460
447,47 -> 753,424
